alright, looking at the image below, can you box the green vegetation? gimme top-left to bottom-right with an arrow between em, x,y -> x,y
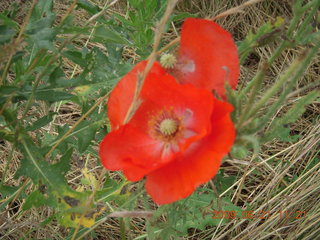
0,0 -> 319,239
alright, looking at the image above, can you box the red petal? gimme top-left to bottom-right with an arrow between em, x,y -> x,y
107,61 -> 166,129
145,99 -> 235,205
130,71 -> 214,151
175,18 -> 239,99
99,124 -> 167,181
101,62 -> 217,182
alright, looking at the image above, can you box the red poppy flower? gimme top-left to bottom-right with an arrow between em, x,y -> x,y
100,61 -> 235,204
171,18 -> 239,99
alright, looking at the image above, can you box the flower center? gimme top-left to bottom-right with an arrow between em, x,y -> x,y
148,109 -> 184,143
159,119 -> 178,136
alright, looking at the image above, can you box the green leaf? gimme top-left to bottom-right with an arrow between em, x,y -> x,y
26,112 -> 57,131
15,139 -> 69,192
96,178 -> 129,203
26,0 -> 56,51
52,148 -> 73,176
215,170 -> 237,194
74,120 -> 101,153
0,184 -> 19,198
62,50 -> 88,67
22,190 -> 47,210
30,0 -> 53,20
93,25 -> 128,45
28,27 -> 58,51
0,86 -> 21,96
49,66 -> 66,86
0,14 -> 19,28
77,0 -> 101,14
263,91 -> 319,142
239,17 -> 285,63
34,89 -> 74,102
1,86 -> 74,103
164,189 -> 243,236
170,12 -> 196,22
59,25 -> 91,35
0,25 -> 16,44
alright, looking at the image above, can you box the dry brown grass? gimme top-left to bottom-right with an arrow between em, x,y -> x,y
0,0 -> 319,239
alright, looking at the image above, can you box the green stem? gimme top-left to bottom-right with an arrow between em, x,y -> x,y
237,0 -> 313,103
120,218 -> 127,240
236,62 -> 267,128
238,41 -> 287,102
246,47 -> 315,121
300,0 -> 319,12
237,0 -> 319,130
249,42 -> 320,133
295,0 -> 320,37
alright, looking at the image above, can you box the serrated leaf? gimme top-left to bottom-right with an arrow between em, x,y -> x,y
30,0 -> 53,20
215,170 -> 237,193
14,139 -> 95,227
26,0 -> 56,50
96,178 -> 129,203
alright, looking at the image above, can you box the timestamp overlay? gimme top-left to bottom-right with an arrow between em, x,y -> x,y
212,210 -> 308,220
